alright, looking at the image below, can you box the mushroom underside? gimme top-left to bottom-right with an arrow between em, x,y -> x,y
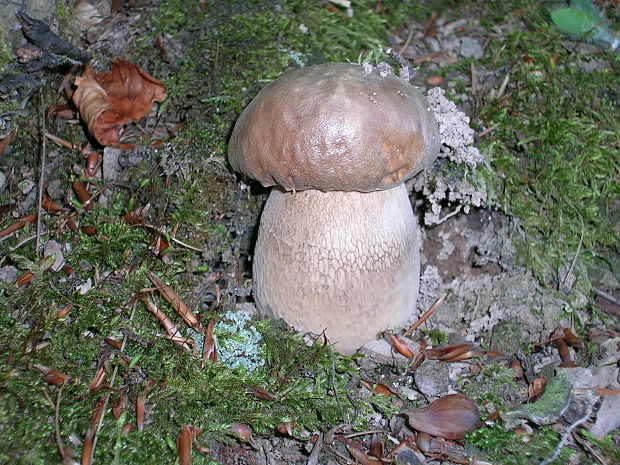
252,183 -> 421,354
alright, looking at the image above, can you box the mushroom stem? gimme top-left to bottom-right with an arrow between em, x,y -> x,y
253,183 -> 420,354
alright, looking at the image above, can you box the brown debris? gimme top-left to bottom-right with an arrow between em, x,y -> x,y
72,59 -> 166,146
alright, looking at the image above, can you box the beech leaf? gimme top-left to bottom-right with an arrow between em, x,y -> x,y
73,59 -> 166,146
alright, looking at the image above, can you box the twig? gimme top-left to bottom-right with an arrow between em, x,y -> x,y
328,444 -> 355,465
572,431 -> 607,465
539,403 -> 593,465
478,122 -> 501,138
306,432 -> 323,465
36,89 -> 47,255
470,62 -> 477,97
397,22 -> 415,55
45,132 -> 78,150
54,385 -> 66,461
138,223 -> 203,252
560,224 -> 584,293
344,430 -> 387,438
496,71 -> 511,100
592,287 -> 620,307
89,301 -> 137,462
404,292 -> 448,336
435,205 -> 462,225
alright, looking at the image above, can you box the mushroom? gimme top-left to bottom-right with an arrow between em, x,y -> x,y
228,63 -> 440,354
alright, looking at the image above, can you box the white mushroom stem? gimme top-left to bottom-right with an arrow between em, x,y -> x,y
253,183 -> 420,354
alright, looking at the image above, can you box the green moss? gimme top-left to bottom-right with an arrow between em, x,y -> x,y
53,0 -> 73,36
472,2 -> 620,286
467,423 -> 574,465
501,374 -> 571,429
0,254 -> 388,463
0,38 -> 11,74
420,328 -> 449,346
460,362 -> 520,408
578,429 -> 620,464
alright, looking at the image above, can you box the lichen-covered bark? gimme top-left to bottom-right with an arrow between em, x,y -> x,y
253,184 -> 420,354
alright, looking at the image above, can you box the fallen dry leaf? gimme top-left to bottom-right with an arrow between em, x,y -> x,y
346,445 -> 383,465
177,424 -> 200,465
201,320 -> 217,364
387,333 -> 414,359
369,433 -> 383,459
72,181 -> 91,209
112,392 -> 127,419
34,364 -> 72,387
81,396 -> 106,465
147,272 -> 202,332
276,422 -> 295,436
528,377 -> 547,402
72,59 -> 166,146
230,422 -> 252,441
403,393 -> 480,440
360,380 -> 395,397
0,128 -> 17,157
88,365 -> 106,392
0,213 -> 36,239
425,343 -> 476,362
245,385 -> 275,400
136,394 -> 146,431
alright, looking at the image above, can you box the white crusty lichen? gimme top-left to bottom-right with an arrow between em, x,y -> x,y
412,87 -> 488,226
426,87 -> 484,166
189,309 -> 265,372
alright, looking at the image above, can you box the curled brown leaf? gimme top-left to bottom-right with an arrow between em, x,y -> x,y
72,59 -> 166,146
403,393 -> 480,440
387,333 -> 414,359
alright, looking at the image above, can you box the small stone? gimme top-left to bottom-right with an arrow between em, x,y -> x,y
414,360 -> 452,398
43,239 -> 65,272
358,339 -> 411,366
590,395 -> 620,438
0,266 -> 19,283
423,36 -> 441,53
46,179 -> 64,199
19,179 -> 35,195
459,37 -> 484,59
396,449 -> 424,465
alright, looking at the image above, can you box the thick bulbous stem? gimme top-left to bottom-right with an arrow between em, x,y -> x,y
252,183 -> 420,354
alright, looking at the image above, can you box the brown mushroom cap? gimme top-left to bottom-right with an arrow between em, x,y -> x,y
228,62 -> 440,192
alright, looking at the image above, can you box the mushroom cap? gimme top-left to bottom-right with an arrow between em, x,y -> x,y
228,62 -> 440,192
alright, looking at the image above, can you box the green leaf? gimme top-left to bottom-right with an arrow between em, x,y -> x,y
551,8 -> 597,35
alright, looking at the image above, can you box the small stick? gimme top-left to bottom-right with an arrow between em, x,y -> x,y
344,430 -> 387,438
306,433 -> 323,465
592,287 -> 620,307
36,90 -> 47,255
572,431 -> 607,465
45,132 -> 78,150
90,302 -> 137,461
54,385 -> 66,461
397,22 -> 416,55
470,62 -> 477,97
404,292 -> 448,336
138,223 -> 203,252
560,226 -> 584,293
478,122 -> 501,138
435,206 -> 462,225
539,404 -> 593,465
496,71 -> 511,100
